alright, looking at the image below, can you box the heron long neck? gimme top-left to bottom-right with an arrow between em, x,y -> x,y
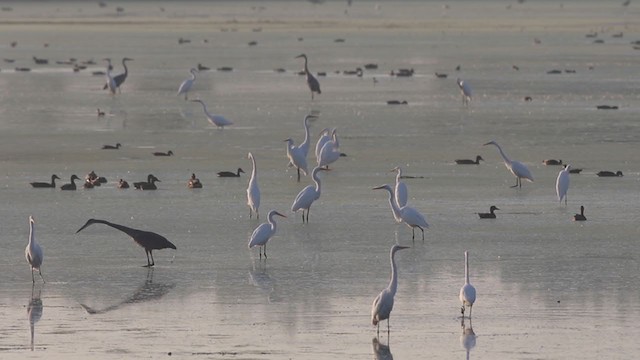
384,187 -> 403,221
94,220 -> 139,239
465,252 -> 470,284
121,59 -> 129,75
196,100 -> 209,115
492,143 -> 512,166
302,56 -> 309,72
389,249 -> 400,295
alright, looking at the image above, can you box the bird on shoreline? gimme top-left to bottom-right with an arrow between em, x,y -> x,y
30,174 -> 60,188
25,216 -> 45,283
371,244 -> 410,335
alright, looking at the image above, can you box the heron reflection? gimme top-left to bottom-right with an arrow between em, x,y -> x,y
372,337 -> 393,360
460,318 -> 477,360
27,285 -> 43,351
80,269 -> 174,314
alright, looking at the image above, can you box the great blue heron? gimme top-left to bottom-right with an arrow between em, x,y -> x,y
104,57 -> 133,92
295,53 -> 321,100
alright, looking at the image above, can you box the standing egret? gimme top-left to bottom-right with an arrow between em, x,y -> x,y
556,164 -> 571,205
248,210 -> 286,259
573,205 -> 586,221
371,244 -> 410,335
296,53 -> 321,100
103,58 -> 117,95
177,68 -> 197,100
76,218 -> 177,267
191,99 -> 233,129
298,114 -> 317,158
315,128 -> 332,162
459,250 -> 476,318
390,166 -> 408,208
25,216 -> 45,283
317,129 -> 341,168
30,174 -> 60,188
483,140 -> 533,188
291,167 -> 327,223
285,138 -> 308,182
373,184 -> 429,240
247,152 -> 260,219
457,78 -> 472,106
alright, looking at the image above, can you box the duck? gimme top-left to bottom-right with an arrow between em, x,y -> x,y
188,173 -> 202,188
153,150 -> 173,157
386,100 -> 408,105
217,168 -> 244,177
596,170 -> 623,177
573,205 -> 586,221
102,143 -> 121,150
133,174 -> 161,190
97,108 -> 105,117
542,159 -> 563,165
478,205 -> 500,219
83,179 -> 95,189
117,179 -> 130,189
455,155 -> 484,165
60,175 -> 81,190
30,174 -> 60,188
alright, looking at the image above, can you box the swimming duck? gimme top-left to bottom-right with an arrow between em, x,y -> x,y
478,206 -> 499,219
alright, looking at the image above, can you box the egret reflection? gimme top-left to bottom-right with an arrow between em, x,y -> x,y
27,285 -> 43,351
372,337 -> 393,360
460,318 -> 477,360
248,261 -> 278,303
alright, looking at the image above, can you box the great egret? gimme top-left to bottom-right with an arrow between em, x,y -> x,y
556,164 -> 570,205
371,244 -> 410,334
291,167 -> 327,223
133,174 -> 160,190
104,57 -> 133,92
191,99 -> 233,129
102,143 -> 121,150
218,168 -> 244,177
153,150 -> 173,156
285,138 -> 308,182
317,129 -> 341,168
248,210 -> 286,259
478,205 -> 500,219
296,53 -> 321,100
315,128 -> 332,162
117,179 -> 130,189
60,175 -> 80,190
373,184 -> 429,240
104,65 -> 117,95
390,166 -> 408,208
30,174 -> 60,188
188,173 -> 202,188
455,155 -> 484,165
543,159 -> 563,166
596,170 -> 623,177
25,216 -> 45,283
459,250 -> 476,318
298,114 -> 317,158
177,68 -> 197,100
573,206 -> 586,221
483,140 -> 533,188
457,78 -> 472,106
76,219 -> 177,267
247,152 -> 260,219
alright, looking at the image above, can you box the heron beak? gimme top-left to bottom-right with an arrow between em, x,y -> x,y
76,221 -> 92,234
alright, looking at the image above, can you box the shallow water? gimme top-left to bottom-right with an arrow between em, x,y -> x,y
1,1 -> 639,359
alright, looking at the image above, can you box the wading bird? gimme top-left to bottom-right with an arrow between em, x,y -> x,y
556,164 -> 571,205
296,53 -> 321,100
76,218 -> 176,267
30,174 -> 60,188
373,184 -> 429,240
315,128 -> 332,163
298,114 -> 317,158
285,138 -> 308,182
483,140 -> 533,188
390,166 -> 408,208
25,216 -> 45,283
60,175 -> 81,190
478,205 -> 500,219
103,59 -> 117,95
455,155 -> 484,165
573,205 -> 587,221
291,167 -> 327,223
218,168 -> 244,177
317,129 -> 341,169
248,210 -> 286,259
104,57 -> 133,92
247,152 -> 260,219
191,99 -> 233,129
457,78 -> 472,106
177,68 -> 197,100
371,244 -> 410,335
133,174 -> 160,190
459,251 -> 476,318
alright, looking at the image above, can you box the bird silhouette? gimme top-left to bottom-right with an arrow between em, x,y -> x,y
30,174 -> 60,188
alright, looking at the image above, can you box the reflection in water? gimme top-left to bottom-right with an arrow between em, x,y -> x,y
27,285 -> 43,351
248,261 -> 278,303
460,318 -> 476,360
372,337 -> 393,360
80,269 -> 174,314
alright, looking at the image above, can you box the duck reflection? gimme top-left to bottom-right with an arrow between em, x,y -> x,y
248,261 -> 278,303
372,337 -> 393,360
27,285 -> 43,351
80,269 -> 174,314
460,318 -> 477,359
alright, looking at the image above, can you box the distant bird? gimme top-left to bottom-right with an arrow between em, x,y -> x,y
153,150 -> 173,157
177,68 -> 197,100
133,174 -> 160,190
291,167 -> 327,223
117,179 -> 130,189
103,59 -> 117,95
248,210 -> 286,259
573,205 -> 587,221
596,170 -> 623,177
556,164 -> 571,205
103,57 -> 133,92
457,78 -> 472,106
455,155 -> 484,165
97,108 -> 105,117
478,205 -> 500,219
30,174 -> 60,188
60,175 -> 80,190
191,99 -> 233,129
188,173 -> 202,188
295,53 -> 321,100
390,166 -> 408,208
217,168 -> 244,177
197,63 -> 210,71
83,179 -> 95,189
371,244 -> 410,335
459,251 -> 476,318
373,184 -> 429,240
568,167 -> 582,174
543,159 -> 563,165
247,152 -> 260,219
285,138 -> 308,182
76,219 -> 176,267
102,143 -> 121,150
25,216 -> 45,283
484,140 -> 533,188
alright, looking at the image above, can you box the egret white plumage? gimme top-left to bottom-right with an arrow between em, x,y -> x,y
556,164 -> 571,205
296,53 -> 321,100
25,216 -> 45,283
315,128 -> 332,162
371,244 -> 410,335
317,129 -> 341,168
285,138 -> 308,182
457,78 -> 472,106
483,140 -> 533,188
298,114 -> 317,158
291,167 -> 327,223
459,250 -> 476,318
177,68 -> 197,100
248,210 -> 286,259
103,58 -> 117,95
390,166 -> 408,208
247,152 -> 260,219
191,99 -> 233,129
373,184 -> 429,240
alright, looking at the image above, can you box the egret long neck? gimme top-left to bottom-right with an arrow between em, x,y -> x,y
493,143 -> 512,166
28,221 -> 35,247
250,156 -> 257,181
301,118 -> 311,153
465,252 -> 470,284
384,187 -> 403,221
312,169 -> 322,193
389,249 -> 400,295
268,213 -> 278,232
395,168 -> 402,184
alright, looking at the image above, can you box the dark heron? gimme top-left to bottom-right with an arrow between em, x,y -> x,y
295,53 -> 321,100
60,175 -> 80,190
217,168 -> 244,177
76,219 -> 176,267
478,205 -> 499,219
455,155 -> 484,165
30,174 -> 60,188
133,174 -> 160,190
103,57 -> 133,92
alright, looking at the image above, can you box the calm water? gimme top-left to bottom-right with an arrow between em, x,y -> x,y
0,1 -> 639,359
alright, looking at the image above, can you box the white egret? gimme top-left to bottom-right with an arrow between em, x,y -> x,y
248,210 -> 286,259
285,138 -> 308,182
191,99 -> 233,129
103,58 -> 117,95
390,166 -> 408,208
573,206 -> 586,221
247,152 -> 260,219
317,129 -> 341,169
298,114 -> 317,158
314,128 -> 332,162
291,167 -> 327,223
556,164 -> 571,205
478,205 -> 499,219
296,53 -> 321,100
459,250 -> 476,318
25,216 -> 45,283
457,78 -> 472,106
371,244 -> 410,335
373,184 -> 429,240
483,140 -> 534,188
177,68 -> 197,100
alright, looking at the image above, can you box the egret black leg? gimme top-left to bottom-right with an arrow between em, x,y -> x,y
297,168 -> 301,182
420,227 -> 425,241
38,269 -> 45,283
31,270 -> 35,283
264,244 -> 267,259
412,227 -> 415,240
